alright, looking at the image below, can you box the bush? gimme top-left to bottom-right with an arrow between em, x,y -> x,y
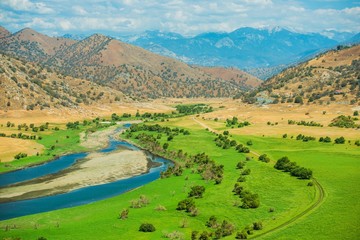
119,209 -> 129,220
236,231 -> 248,239
334,136 -> 345,144
176,198 -> 195,212
188,185 -> 205,198
139,223 -> 156,232
258,154 -> 270,163
241,169 -> 251,175
236,161 -> 246,169
14,152 -> 27,160
329,115 -> 357,128
253,221 -> 263,230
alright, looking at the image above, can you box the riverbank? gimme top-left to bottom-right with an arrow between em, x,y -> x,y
0,149 -> 149,203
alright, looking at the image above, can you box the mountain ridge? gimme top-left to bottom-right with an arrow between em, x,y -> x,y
0,26 -> 261,99
117,27 -> 358,79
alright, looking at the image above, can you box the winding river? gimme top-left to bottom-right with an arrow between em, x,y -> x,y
0,126 -> 171,221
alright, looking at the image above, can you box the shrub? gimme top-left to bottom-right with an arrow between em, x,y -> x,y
205,215 -> 218,228
329,115 -> 357,128
236,161 -> 246,169
258,154 -> 270,163
188,186 -> 205,198
241,192 -> 260,209
14,152 -> 27,159
119,209 -> 129,220
176,198 -> 195,212
155,205 -> 167,211
253,221 -> 263,230
236,231 -> 248,239
237,176 -> 246,182
139,223 -> 156,232
334,136 -> 345,144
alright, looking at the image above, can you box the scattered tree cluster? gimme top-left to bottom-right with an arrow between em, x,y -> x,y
175,104 -> 213,115
319,136 -> 332,143
233,183 -> 260,209
258,154 -> 270,163
296,134 -> 316,142
176,198 -> 199,216
274,157 -> 313,179
288,120 -> 323,127
329,115 -> 359,128
14,152 -> 28,160
225,116 -> 250,128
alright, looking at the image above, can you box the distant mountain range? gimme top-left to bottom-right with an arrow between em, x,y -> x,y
0,26 -> 260,100
110,27 -> 359,79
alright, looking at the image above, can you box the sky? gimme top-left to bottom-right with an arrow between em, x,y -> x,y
0,0 -> 359,36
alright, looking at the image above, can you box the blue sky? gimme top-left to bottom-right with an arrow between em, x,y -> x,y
0,0 -> 359,36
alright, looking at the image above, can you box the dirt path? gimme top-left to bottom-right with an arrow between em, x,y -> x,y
191,117 -> 326,239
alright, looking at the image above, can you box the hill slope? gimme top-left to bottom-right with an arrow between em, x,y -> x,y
244,45 -> 360,105
0,28 -> 76,62
0,27 -> 261,99
0,53 -> 127,111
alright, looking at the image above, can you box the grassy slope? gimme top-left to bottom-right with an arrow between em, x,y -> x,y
242,135 -> 360,239
0,126 -> 85,173
0,119 -> 315,239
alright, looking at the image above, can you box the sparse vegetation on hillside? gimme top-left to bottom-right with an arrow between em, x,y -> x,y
0,53 -> 126,110
241,45 -> 360,105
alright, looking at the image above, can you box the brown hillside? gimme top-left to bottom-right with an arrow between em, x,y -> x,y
0,53 -> 128,111
198,66 -> 262,88
0,27 -> 76,62
0,26 -> 11,39
1,27 -> 260,99
46,33 -> 259,98
247,45 -> 360,105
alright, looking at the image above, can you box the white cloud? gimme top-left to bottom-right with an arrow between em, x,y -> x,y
2,0 -> 54,14
0,0 -> 359,36
24,17 -> 55,28
72,6 -> 88,15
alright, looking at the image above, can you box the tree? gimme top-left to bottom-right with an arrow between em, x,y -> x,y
177,198 -> 195,212
236,161 -> 246,169
163,143 -> 169,150
335,136 -> 345,144
205,215 -> 218,228
139,223 -> 156,232
188,185 -> 205,198
354,110 -> 359,116
253,221 -> 263,230
294,96 -> 303,104
119,209 -> 129,220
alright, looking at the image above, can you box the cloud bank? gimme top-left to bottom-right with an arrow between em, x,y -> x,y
0,0 -> 359,36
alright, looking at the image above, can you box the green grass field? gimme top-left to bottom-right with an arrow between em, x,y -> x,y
0,126 -> 85,173
0,118 -> 359,239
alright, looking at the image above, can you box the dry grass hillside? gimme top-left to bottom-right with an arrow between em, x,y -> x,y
198,66 -> 261,88
0,26 -> 11,39
0,27 -> 260,99
245,45 -> 360,105
0,53 -> 128,111
46,34 -> 259,98
0,28 -> 75,62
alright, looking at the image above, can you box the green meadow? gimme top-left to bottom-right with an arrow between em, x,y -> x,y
0,118 -> 359,239
0,126 -> 85,173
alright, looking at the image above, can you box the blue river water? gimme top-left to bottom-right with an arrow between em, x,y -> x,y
0,127 -> 171,221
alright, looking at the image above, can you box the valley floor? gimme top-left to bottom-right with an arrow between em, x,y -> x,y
0,99 -> 359,239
